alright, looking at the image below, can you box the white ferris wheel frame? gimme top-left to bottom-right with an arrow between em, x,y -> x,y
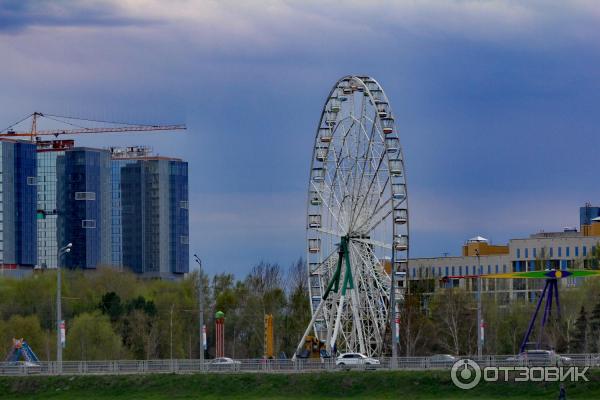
297,75 -> 409,358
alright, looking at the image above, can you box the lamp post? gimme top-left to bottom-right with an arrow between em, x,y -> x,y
475,249 -> 483,359
57,242 -> 72,369
193,254 -> 205,364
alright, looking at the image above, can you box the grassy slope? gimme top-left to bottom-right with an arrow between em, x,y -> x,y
0,370 -> 599,399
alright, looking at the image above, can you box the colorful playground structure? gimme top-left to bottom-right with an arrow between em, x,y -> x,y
5,338 -> 40,365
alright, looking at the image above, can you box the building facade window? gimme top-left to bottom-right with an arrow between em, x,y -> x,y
576,247 -> 579,257
533,248 -> 537,258
558,247 -> 562,257
517,248 -> 521,258
583,246 -> 587,257
75,191 -> 96,201
566,247 -> 570,257
525,248 -> 529,258
550,247 -> 553,257
82,219 -> 97,228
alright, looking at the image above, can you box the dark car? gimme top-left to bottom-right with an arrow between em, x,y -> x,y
507,350 -> 571,367
428,354 -> 458,368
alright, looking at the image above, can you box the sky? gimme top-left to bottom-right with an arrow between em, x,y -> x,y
1,0 -> 600,276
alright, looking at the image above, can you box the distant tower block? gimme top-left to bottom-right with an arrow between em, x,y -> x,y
215,311 -> 225,358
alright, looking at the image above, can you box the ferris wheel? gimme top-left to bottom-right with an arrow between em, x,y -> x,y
295,76 -> 409,358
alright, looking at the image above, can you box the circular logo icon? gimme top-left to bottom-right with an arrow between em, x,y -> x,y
451,359 -> 481,390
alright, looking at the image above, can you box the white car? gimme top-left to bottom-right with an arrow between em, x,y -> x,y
209,357 -> 241,371
336,353 -> 380,369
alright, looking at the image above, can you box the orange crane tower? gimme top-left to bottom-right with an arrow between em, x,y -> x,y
0,112 -> 186,141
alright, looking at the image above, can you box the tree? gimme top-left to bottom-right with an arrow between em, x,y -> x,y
281,259 -> 311,357
399,294 -> 433,356
495,301 -> 532,354
588,298 -> 600,352
429,289 -> 476,355
99,291 -> 124,323
569,306 -> 589,353
121,296 -> 159,359
65,312 -> 126,360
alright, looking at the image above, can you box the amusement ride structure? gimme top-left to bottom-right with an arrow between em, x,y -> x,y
295,76 -> 409,358
5,339 -> 40,365
441,267 -> 600,354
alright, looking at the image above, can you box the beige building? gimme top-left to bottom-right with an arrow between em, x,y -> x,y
408,208 -> 600,304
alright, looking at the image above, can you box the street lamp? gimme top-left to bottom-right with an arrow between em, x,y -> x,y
475,249 -> 483,359
193,254 -> 205,364
57,242 -> 72,369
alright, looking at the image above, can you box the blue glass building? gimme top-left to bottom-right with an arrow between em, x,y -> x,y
0,139 -> 37,268
36,140 -> 75,269
118,156 -> 188,279
110,158 -> 136,267
57,147 -> 111,269
580,204 -> 600,227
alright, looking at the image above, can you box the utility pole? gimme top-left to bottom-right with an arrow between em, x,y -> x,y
56,243 -> 72,371
390,254 -> 398,361
194,254 -> 205,364
476,249 -> 483,359
170,303 -> 174,360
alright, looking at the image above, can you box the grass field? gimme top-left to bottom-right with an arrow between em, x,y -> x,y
0,370 -> 598,399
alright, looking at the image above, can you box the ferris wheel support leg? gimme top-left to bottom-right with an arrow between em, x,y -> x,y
292,299 -> 326,361
350,288 -> 367,355
325,292 -> 339,353
330,294 -> 346,352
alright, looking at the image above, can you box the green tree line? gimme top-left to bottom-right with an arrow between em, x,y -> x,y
5,260 -> 600,360
0,259 -> 310,361
400,278 -> 600,356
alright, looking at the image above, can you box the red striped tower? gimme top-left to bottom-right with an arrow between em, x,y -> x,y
215,311 -> 225,358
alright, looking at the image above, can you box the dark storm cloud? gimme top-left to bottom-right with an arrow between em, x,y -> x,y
0,0 -> 153,33
2,0 -> 600,273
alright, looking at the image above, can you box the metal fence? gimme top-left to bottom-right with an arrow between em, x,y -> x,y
1,354 -> 599,376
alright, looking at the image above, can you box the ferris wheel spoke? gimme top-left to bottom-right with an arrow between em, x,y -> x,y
349,242 -> 388,349
349,112 -> 379,230
322,141 -> 352,231
352,178 -> 391,234
329,120 -> 358,230
322,169 -> 350,231
312,227 -> 344,238
352,237 -> 393,250
349,144 -> 388,232
365,208 -> 393,234
339,119 -> 359,206
355,198 -> 394,234
311,180 -> 346,233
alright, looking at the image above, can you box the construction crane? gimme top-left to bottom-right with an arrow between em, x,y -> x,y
0,112 -> 186,142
